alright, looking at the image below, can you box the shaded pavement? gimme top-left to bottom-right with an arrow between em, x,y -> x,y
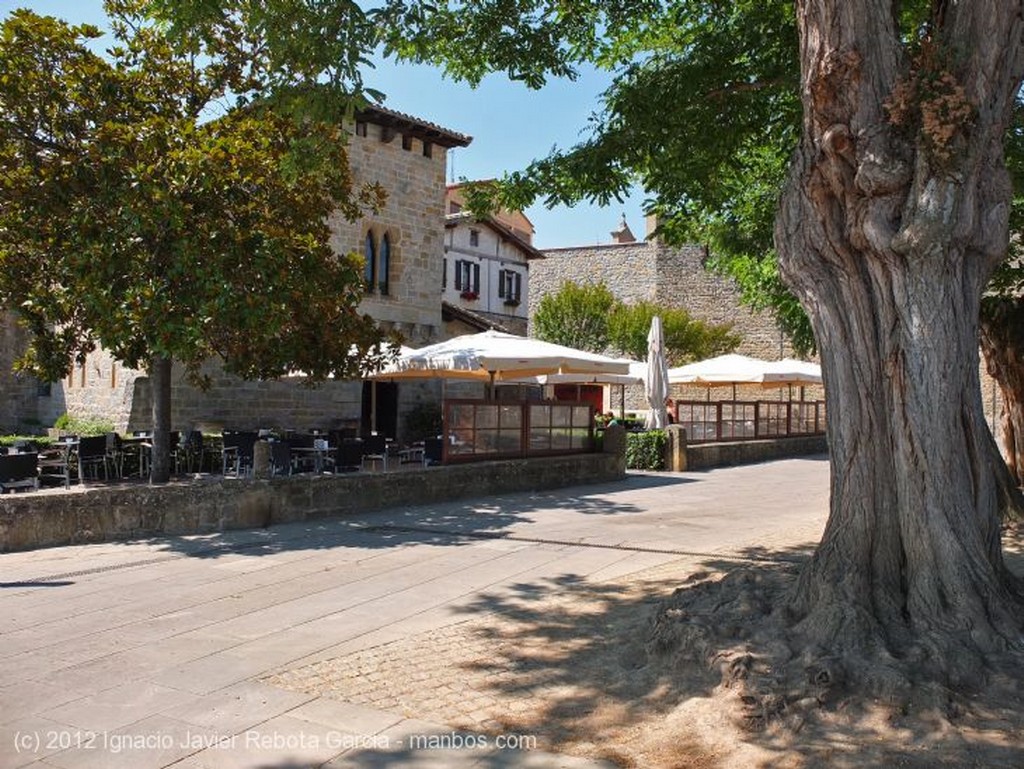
0,457 -> 830,769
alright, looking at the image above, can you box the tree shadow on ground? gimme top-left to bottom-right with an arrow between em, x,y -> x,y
118,472 -> 700,561
323,534 -> 1024,769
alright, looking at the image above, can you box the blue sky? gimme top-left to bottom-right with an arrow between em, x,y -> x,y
6,0 -> 648,249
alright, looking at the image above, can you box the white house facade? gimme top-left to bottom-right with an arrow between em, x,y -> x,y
442,212 -> 542,336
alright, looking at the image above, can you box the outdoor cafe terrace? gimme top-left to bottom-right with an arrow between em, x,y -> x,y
0,338 -> 826,495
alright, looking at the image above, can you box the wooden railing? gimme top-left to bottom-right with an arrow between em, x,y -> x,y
675,400 -> 826,444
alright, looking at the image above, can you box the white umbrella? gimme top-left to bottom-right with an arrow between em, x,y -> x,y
668,354 -> 822,388
505,361 -> 646,387
644,316 -> 670,429
667,353 -> 772,386
369,330 -> 633,382
761,358 -> 822,386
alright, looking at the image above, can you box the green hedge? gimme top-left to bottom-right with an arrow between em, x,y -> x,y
626,430 -> 666,470
0,434 -> 54,448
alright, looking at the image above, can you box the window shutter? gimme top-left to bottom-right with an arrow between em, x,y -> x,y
472,263 -> 480,292
514,272 -> 522,301
454,260 -> 463,290
442,258 -> 447,289
498,269 -> 506,298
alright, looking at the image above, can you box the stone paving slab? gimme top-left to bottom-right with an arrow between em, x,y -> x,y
0,458 -> 830,768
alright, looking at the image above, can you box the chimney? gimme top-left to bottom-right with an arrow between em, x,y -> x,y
645,213 -> 660,241
610,214 -> 636,244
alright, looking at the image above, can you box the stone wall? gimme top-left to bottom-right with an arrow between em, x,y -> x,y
0,451 -> 625,553
682,435 -> 828,470
0,312 -> 40,433
530,238 -> 789,360
36,346 -> 146,431
652,242 -> 789,360
529,242 -> 659,318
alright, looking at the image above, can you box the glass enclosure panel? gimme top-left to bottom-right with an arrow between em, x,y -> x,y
572,406 -> 591,427
442,399 -> 597,461
500,405 -> 522,429
451,404 -> 475,430
529,427 -> 551,451
476,406 -> 498,429
475,430 -> 498,453
496,430 -> 522,453
449,433 -> 474,454
551,406 -> 571,428
530,405 -> 551,428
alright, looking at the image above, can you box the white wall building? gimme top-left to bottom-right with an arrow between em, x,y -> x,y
442,213 -> 543,336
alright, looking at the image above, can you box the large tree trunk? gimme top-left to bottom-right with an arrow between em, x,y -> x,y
774,1 -> 1024,690
980,297 -> 1024,489
149,355 -> 172,484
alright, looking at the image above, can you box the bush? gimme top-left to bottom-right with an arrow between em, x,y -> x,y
0,434 -> 54,448
626,430 -> 667,470
52,413 -> 115,436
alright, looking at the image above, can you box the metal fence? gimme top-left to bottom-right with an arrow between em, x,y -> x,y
675,400 -> 826,444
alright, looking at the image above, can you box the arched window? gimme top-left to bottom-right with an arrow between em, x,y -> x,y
363,232 -> 375,292
378,233 -> 391,296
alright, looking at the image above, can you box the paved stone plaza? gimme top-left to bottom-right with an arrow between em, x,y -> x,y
0,457 -> 829,768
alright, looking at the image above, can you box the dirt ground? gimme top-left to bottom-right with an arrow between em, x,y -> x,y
267,523 -> 1024,769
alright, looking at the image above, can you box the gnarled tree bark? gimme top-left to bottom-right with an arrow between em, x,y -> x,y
981,296 -> 1024,490
774,0 -> 1024,693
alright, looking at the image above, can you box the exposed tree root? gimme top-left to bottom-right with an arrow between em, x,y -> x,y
645,561 -> 1024,740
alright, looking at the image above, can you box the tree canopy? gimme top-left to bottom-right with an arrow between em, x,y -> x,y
0,1 -> 393,480
0,3 -> 389,386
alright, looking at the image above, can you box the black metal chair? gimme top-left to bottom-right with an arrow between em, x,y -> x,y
336,439 -> 364,472
286,433 -> 317,473
77,435 -> 110,482
423,437 -> 444,467
360,434 -> 388,472
269,440 -> 292,477
175,430 -> 204,475
105,432 -> 124,479
0,452 -> 39,493
221,430 -> 257,477
38,437 -> 78,488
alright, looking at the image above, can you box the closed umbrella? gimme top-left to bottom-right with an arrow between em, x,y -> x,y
644,316 -> 670,429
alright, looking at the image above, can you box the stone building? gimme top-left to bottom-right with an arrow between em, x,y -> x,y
531,215 -> 790,360
0,106 -> 473,440
529,215 -> 798,410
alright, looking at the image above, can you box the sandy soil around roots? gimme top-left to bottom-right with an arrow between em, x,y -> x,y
266,524 -> 1024,769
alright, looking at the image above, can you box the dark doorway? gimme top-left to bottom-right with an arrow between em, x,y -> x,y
362,381 -> 398,439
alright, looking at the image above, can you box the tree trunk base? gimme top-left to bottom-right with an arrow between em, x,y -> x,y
647,548 -> 1024,735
